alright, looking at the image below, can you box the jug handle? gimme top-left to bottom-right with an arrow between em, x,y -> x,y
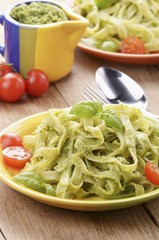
0,14 -> 4,56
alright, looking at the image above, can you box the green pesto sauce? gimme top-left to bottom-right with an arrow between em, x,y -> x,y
10,2 -> 69,25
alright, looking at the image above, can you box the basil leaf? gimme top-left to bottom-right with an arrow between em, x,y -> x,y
13,172 -> 46,193
70,101 -> 103,118
101,110 -> 124,132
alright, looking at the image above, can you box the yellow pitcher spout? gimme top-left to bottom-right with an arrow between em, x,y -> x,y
62,6 -> 89,50
63,20 -> 88,50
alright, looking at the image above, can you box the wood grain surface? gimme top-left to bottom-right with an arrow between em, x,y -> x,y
0,1 -> 159,239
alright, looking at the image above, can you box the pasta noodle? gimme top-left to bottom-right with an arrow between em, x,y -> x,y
73,0 -> 159,53
13,103 -> 159,200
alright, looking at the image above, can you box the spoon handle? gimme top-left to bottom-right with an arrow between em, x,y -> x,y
143,110 -> 159,119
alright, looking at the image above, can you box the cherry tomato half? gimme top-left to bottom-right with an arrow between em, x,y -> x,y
145,161 -> 159,185
0,133 -> 23,149
120,36 -> 145,54
0,73 -> 26,102
0,62 -> 13,78
25,69 -> 49,97
2,146 -> 32,168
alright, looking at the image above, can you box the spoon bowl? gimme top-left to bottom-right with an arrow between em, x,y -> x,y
96,66 -> 147,109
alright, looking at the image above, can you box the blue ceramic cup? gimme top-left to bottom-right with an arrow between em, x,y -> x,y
0,0 -> 88,81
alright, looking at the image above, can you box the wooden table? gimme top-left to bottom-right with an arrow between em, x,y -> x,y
1,1 -> 159,239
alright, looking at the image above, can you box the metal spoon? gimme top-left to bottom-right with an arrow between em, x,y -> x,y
96,66 -> 159,118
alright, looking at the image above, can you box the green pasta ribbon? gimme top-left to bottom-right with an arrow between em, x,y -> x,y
13,102 -> 159,200
74,0 -> 159,53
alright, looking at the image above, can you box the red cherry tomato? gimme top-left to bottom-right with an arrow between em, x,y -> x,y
120,36 -> 145,54
0,73 -> 26,102
0,133 -> 23,149
2,146 -> 32,168
25,69 -> 49,97
145,161 -> 159,185
0,62 -> 13,78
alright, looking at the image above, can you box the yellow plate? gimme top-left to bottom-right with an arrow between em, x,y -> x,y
1,111 -> 159,211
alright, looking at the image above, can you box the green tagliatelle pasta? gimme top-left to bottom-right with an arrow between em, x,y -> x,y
73,0 -> 159,53
13,103 -> 159,200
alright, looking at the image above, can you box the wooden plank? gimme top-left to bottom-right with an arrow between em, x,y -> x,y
0,84 -> 68,131
0,182 -> 159,240
144,199 -> 159,227
0,231 -> 5,240
55,49 -> 159,117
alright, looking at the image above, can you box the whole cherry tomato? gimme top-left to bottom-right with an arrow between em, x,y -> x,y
145,161 -> 159,185
0,133 -> 23,149
120,36 -> 145,54
25,69 -> 49,97
0,73 -> 26,102
0,62 -> 13,78
2,146 -> 32,168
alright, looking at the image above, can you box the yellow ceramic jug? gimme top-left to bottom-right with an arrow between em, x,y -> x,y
0,0 -> 88,81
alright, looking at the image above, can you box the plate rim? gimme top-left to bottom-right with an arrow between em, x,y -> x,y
77,42 -> 159,64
